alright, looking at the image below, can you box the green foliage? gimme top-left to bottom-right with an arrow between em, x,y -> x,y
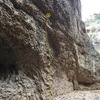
94,13 -> 100,20
97,49 -> 100,53
85,13 -> 100,53
85,13 -> 100,27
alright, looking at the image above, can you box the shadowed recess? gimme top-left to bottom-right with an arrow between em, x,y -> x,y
0,37 -> 18,79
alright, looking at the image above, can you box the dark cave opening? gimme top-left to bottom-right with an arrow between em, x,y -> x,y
0,64 -> 18,79
0,37 -> 18,80
79,82 -> 93,87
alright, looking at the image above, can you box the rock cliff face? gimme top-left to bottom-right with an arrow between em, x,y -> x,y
0,0 -> 100,100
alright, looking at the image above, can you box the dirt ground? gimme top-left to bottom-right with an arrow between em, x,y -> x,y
55,90 -> 100,100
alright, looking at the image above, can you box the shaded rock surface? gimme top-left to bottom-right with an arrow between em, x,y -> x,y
0,0 -> 100,100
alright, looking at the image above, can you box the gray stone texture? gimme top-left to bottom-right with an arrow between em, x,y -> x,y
0,0 -> 100,100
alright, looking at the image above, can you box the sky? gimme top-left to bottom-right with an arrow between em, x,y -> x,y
81,0 -> 100,21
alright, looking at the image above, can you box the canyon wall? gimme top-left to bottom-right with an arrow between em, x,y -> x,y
0,0 -> 100,100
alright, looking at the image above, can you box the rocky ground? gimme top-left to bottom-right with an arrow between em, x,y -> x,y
55,90 -> 100,100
